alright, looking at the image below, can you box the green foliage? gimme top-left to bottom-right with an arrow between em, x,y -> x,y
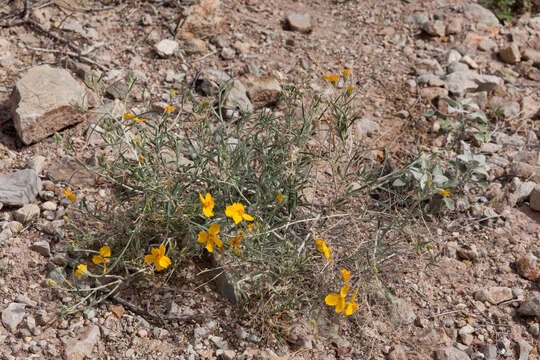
482,0 -> 538,22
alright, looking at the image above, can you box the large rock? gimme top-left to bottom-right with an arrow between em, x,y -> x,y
241,74 -> 281,107
11,65 -> 98,145
0,169 -> 42,206
462,3 -> 499,26
224,80 -> 253,115
1,303 -> 26,333
518,296 -> 540,316
434,346 -> 471,360
531,185 -> 540,211
63,325 -> 101,360
47,156 -> 96,186
522,48 -> 540,67
285,13 -> 312,33
444,71 -> 502,97
181,0 -> 224,37
196,69 -> 231,96
499,44 -> 521,64
474,287 -> 513,305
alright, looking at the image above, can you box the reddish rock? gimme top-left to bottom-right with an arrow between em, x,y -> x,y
181,0 -> 225,37
516,253 -> 540,280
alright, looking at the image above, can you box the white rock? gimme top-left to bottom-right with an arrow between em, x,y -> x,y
63,325 -> 101,360
1,303 -> 26,333
154,39 -> 179,57
0,169 -> 42,206
444,71 -> 502,97
13,204 -> 40,223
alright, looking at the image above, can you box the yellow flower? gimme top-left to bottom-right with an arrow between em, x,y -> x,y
225,202 -> 254,224
92,246 -> 111,273
343,68 -> 351,78
171,89 -> 177,96
133,117 -> 146,122
166,105 -> 174,112
230,231 -> 244,254
138,155 -> 145,162
346,85 -> 354,94
197,223 -> 223,253
134,137 -> 140,144
325,285 -> 350,313
123,112 -> 135,119
248,223 -> 254,231
74,264 -> 87,277
324,75 -> 339,84
164,180 -> 172,187
440,189 -> 451,197
63,189 -> 76,202
315,239 -> 331,261
144,244 -> 171,271
199,192 -> 215,218
276,193 -> 284,202
344,289 -> 359,316
341,269 -> 350,282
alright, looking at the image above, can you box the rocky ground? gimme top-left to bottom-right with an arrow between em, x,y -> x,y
0,0 -> 539,359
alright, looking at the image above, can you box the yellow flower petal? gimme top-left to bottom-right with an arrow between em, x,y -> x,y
209,223 -> 220,235
144,254 -> 155,264
100,246 -> 111,258
341,269 -> 350,282
198,231 -> 209,244
92,255 -> 103,265
206,240 -> 214,253
325,293 -> 340,306
340,285 -> 350,298
74,264 -> 87,277
335,297 -> 346,313
242,213 -> 254,222
344,302 -> 358,316
156,255 -> 171,271
324,75 -> 339,83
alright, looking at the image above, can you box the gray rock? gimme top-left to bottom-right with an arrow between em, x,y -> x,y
518,296 -> 540,316
11,65 -> 97,145
463,3 -> 499,26
422,20 -> 446,37
388,296 -> 416,325
13,204 -> 40,223
482,344 -> 498,360
196,69 -> 231,96
435,346 -> 471,360
388,345 -> 407,360
0,169 -> 42,206
14,295 -> 36,307
47,156 -> 96,186
1,303 -> 26,333
480,143 -> 501,154
416,59 -> 445,76
30,241 -> 50,257
522,48 -> 540,66
417,74 -> 445,87
26,316 -> 39,336
494,133 -> 526,147
446,17 -> 463,34
509,180 -> 536,206
530,185 -> 540,211
447,62 -> 470,74
63,324 -> 100,360
474,287 -> 513,304
0,228 -> 13,247
154,39 -> 179,57
224,79 -> 253,115
478,38 -> 497,52
447,49 -> 462,64
105,80 -> 130,100
499,44 -> 521,64
355,117 -> 380,138
411,12 -> 429,27
285,13 -> 312,33
27,156 -> 47,175
518,339 -> 532,360
444,71 -> 502,97
241,74 -> 281,108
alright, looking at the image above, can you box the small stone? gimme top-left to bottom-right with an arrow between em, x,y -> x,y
388,296 -> 416,325
446,17 -> 463,34
447,62 -> 469,74
27,156 -> 47,175
224,80 -> 253,115
521,48 -> 540,66
515,253 -> 540,281
417,74 -> 445,87
444,71 -> 502,97
47,156 -> 96,186
285,13 -> 312,33
1,303 -> 26,333
422,20 -> 446,37
154,39 -> 179,57
30,241 -> 51,257
41,201 -> 57,211
221,47 -> 235,60
457,245 -> 479,261
478,38 -> 497,52
0,169 -> 42,206
461,55 -> 479,69
482,344 -> 497,360
63,325 -> 100,360
13,204 -> 40,223
518,296 -> 540,316
416,58 -> 444,76
241,74 -> 281,107
435,346 -> 471,360
474,287 -> 513,305
0,228 -> 12,246
530,185 -> 540,211
420,87 -> 448,101
499,44 -> 521,64
15,295 -> 36,307
105,80 -> 130,100
388,345 -> 407,360
518,339 -> 532,360
109,304 -> 124,319
528,323 -> 539,337
447,49 -> 462,64
219,349 -> 236,360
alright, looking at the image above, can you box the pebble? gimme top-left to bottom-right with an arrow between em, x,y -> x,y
474,287 -> 513,305
13,204 -> 40,223
499,43 -> 521,64
154,39 -> 179,57
30,241 -> 51,257
285,12 -> 312,33
518,296 -> 540,316
1,303 -> 26,333
515,253 -> 540,281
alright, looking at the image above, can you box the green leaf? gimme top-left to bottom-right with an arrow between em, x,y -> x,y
392,178 -> 407,187
443,197 -> 455,210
